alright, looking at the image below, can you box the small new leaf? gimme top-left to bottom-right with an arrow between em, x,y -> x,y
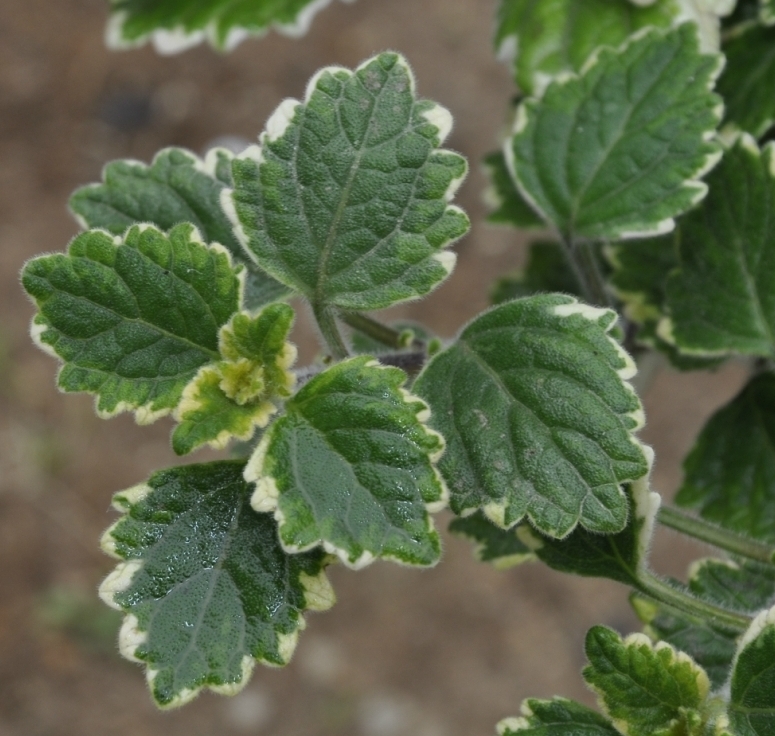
414,294 -> 649,539
729,606 -> 775,736
21,223 -> 242,423
99,461 -> 334,709
583,626 -> 711,736
449,511 -> 534,569
172,304 -> 297,455
662,137 -> 775,357
497,697 -> 620,736
69,147 -> 289,309
227,52 -> 469,311
107,0 -> 353,53
507,23 -> 723,241
245,356 -> 447,569
676,373 -> 775,542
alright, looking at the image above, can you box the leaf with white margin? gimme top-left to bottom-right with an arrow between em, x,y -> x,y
69,147 -> 289,309
676,373 -> 775,542
583,626 -> 712,736
99,460 -> 334,709
718,24 -> 775,139
106,0 -> 356,54
689,557 -> 775,612
21,223 -> 242,424
497,697 -> 621,736
494,0 -> 678,96
729,605 -> 775,736
172,304 -> 297,455
507,23 -> 723,242
227,52 -> 470,311
661,137 -> 775,357
517,456 -> 658,584
414,294 -> 650,539
483,151 -> 544,229
246,356 -> 447,569
449,511 -> 535,569
763,0 -> 775,24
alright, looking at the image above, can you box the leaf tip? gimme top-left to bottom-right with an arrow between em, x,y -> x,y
118,612 -> 148,663
299,570 -> 336,612
99,559 -> 143,610
421,103 -> 453,144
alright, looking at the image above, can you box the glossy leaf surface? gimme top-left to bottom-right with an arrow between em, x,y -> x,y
99,461 -> 334,708
246,356 -> 447,569
508,24 -> 723,241
228,52 -> 469,311
21,223 -> 242,423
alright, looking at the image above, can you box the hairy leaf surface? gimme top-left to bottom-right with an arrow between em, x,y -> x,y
449,511 -> 534,569
415,294 -> 649,538
21,223 -> 242,423
663,137 -> 775,357
228,52 -> 469,311
99,461 -> 334,708
70,147 -> 288,309
483,151 -> 544,229
508,23 -> 723,241
107,0 -> 354,53
676,373 -> 775,542
583,626 -> 711,736
497,697 -> 620,736
246,356 -> 447,569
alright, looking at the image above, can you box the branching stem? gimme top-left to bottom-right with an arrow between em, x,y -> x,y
658,505 -> 775,564
340,311 -> 426,351
312,303 -> 349,360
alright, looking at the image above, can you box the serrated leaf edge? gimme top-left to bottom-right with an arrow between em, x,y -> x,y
245,358 -> 448,570
481,152 -> 545,231
449,518 -> 535,570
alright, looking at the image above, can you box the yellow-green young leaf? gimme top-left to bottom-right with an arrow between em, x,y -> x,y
583,626 -> 711,736
226,52 -> 470,311
662,137 -> 775,357
21,223 -> 242,424
106,0 -> 354,53
99,461 -> 334,709
729,606 -> 775,736
507,23 -> 723,242
245,356 -> 447,569
483,151 -> 544,229
497,698 -> 621,736
449,511 -> 535,569
69,147 -> 289,309
494,0 -> 679,96
676,373 -> 775,542
414,294 -> 649,539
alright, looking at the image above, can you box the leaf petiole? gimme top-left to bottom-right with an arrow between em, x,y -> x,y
312,303 -> 349,360
561,239 -> 612,309
340,311 -> 426,352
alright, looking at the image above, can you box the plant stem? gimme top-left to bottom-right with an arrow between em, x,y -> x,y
561,238 -> 611,308
658,505 -> 775,564
312,303 -> 349,360
636,570 -> 752,632
339,311 -> 425,351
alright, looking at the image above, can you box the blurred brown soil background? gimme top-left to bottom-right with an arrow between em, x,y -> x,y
0,1 -> 751,734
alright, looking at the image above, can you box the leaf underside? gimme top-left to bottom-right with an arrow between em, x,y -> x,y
21,223 -> 242,422
100,461 -> 333,708
508,23 -> 723,241
415,294 -> 649,539
69,147 -> 289,309
449,511 -> 534,568
246,356 -> 447,569
228,51 -> 469,311
498,697 -> 620,736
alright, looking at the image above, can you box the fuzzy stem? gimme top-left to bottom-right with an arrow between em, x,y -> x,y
658,505 -> 775,564
340,312 -> 425,351
313,303 -> 349,360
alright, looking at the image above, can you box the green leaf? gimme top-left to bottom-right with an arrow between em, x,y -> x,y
491,241 -> 581,305
518,466 -> 658,585
107,0 -> 352,53
98,460 -> 334,709
688,557 -> 775,612
21,223 -> 242,423
718,24 -> 775,139
497,697 -> 620,736
245,356 -> 447,569
414,294 -> 649,538
729,606 -> 775,736
172,304 -> 298,455
449,511 -> 534,569
69,147 -> 289,310
631,593 -> 739,690
662,137 -> 775,357
507,23 -> 723,241
676,373 -> 775,542
494,0 -> 679,96
483,151 -> 544,229
227,52 -> 470,311
762,0 -> 775,25
583,626 -> 711,736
